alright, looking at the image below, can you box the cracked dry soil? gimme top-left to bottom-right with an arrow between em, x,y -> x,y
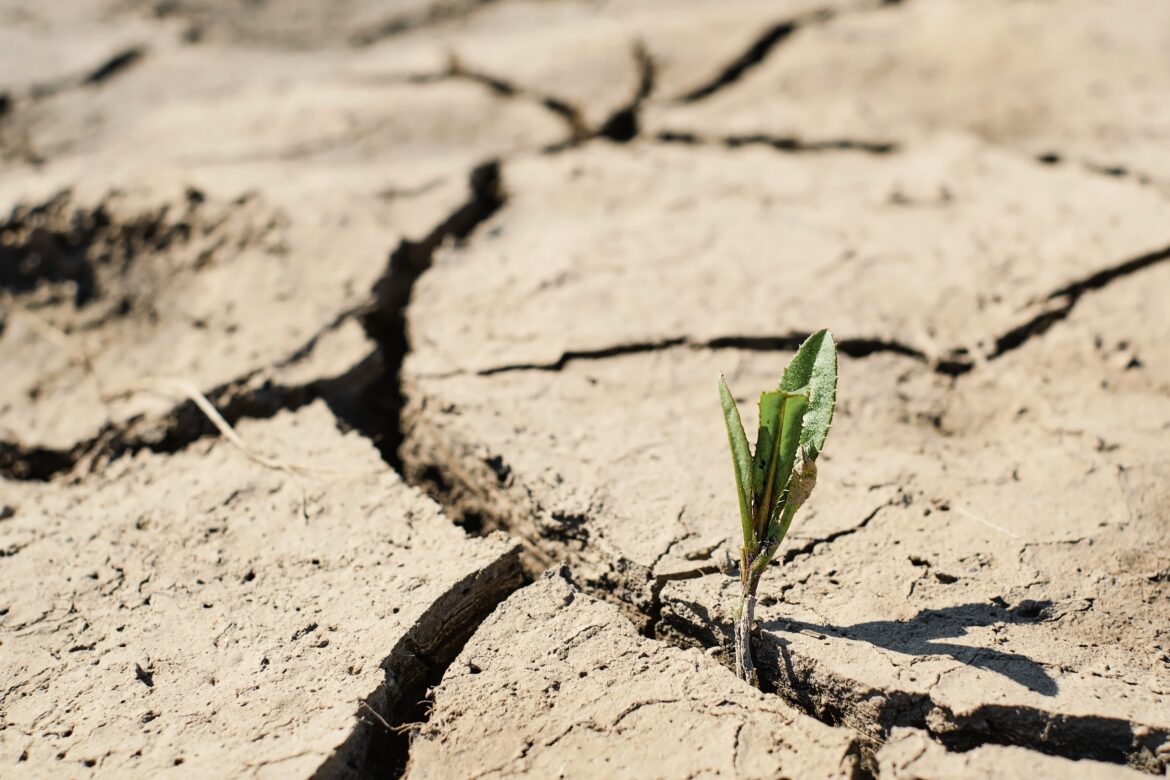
2,0 -> 1169,778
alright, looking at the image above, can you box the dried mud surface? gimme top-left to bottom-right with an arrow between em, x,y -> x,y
1,402 -> 523,776
2,0 -> 1169,777
407,572 -> 859,779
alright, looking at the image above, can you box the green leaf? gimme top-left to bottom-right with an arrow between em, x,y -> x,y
779,329 -> 838,461
767,390 -> 808,527
751,390 -> 783,538
751,389 -> 807,537
719,377 -> 755,548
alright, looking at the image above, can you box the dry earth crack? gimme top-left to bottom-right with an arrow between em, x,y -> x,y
24,45 -> 147,101
449,233 -> 1170,380
657,582 -> 1169,774
7,4 -> 1170,775
978,240 -> 1170,365
373,61 -> 589,147
362,160 -> 506,469
591,42 -> 656,146
780,504 -> 886,565
313,550 -> 526,779
656,130 -> 899,156
674,9 -> 831,104
0,157 -> 513,482
0,302 -> 368,482
399,408 -> 1170,774
672,0 -> 906,104
1035,151 -> 1164,192
349,0 -> 501,47
473,333 -> 929,377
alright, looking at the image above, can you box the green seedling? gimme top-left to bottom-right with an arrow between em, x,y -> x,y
719,329 -> 837,687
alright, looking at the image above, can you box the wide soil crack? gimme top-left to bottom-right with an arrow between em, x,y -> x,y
361,160 -> 506,470
0,159 -> 509,483
311,548 -> 527,779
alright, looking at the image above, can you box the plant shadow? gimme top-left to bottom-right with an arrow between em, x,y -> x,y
763,600 -> 1060,696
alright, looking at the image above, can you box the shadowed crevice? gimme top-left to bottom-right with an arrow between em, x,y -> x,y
362,160 -> 506,470
657,592 -> 1167,773
595,42 -> 656,144
310,548 -> 527,779
707,334 -> 923,359
0,352 -> 371,482
0,441 -> 75,482
0,161 -> 507,482
1045,243 -> 1170,304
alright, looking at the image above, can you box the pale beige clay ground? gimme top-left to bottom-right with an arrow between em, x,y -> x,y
0,403 -> 523,775
3,0 -> 1170,778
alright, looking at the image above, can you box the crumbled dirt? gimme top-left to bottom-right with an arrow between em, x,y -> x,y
3,0 -> 1169,777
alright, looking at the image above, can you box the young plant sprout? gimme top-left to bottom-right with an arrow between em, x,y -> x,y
719,329 -> 838,687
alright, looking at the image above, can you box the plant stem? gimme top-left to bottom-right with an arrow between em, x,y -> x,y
734,566 -> 762,687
